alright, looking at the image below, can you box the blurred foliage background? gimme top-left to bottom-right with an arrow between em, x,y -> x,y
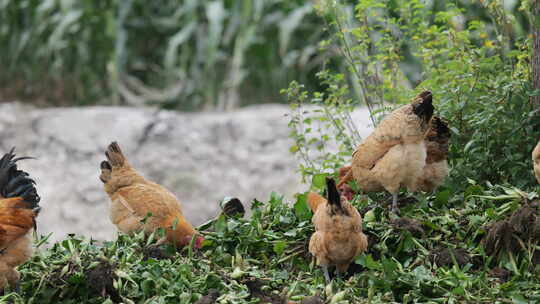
0,0 -> 533,111
0,0 -> 332,110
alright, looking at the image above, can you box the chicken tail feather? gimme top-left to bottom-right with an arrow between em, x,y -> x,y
431,116 -> 450,140
307,192 -> 326,213
105,141 -> 127,168
0,148 -> 18,195
412,90 -> 434,124
326,177 -> 340,206
425,116 -> 451,164
0,148 -> 40,207
326,177 -> 348,215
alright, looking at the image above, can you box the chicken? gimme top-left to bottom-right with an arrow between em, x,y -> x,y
99,142 -> 203,248
308,177 -> 368,282
533,140 -> 540,184
221,198 -> 245,218
338,91 -> 434,213
415,116 -> 450,192
0,148 -> 40,291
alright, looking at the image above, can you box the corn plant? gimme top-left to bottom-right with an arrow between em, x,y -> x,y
0,0 -> 334,110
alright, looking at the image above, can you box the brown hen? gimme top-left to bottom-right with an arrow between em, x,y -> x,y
100,142 -> 203,248
339,91 -> 435,212
308,177 -> 368,282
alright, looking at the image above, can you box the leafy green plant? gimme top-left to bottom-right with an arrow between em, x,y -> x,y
285,0 -> 540,191
284,72 -> 366,185
1,185 -> 540,303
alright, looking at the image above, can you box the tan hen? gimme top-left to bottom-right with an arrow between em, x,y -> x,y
308,177 -> 368,282
339,91 -> 435,212
100,142 -> 203,248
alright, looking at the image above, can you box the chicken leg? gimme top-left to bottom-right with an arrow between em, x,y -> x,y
323,265 -> 330,283
392,193 -> 399,214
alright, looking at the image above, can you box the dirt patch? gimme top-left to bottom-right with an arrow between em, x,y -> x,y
48,259 -> 81,288
344,262 -> 364,278
431,248 -> 471,267
397,196 -> 419,207
243,277 -> 284,304
383,194 -> 419,209
299,295 -> 324,304
364,230 -> 382,259
483,201 -> 540,260
141,245 -> 172,261
85,260 -> 120,302
489,267 -> 511,283
391,217 -> 425,236
194,289 -> 220,304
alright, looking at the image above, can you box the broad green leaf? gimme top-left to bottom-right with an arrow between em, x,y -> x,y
312,173 -> 327,189
294,193 -> 312,221
273,241 -> 287,255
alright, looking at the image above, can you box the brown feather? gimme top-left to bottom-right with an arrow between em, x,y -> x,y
415,116 -> 450,192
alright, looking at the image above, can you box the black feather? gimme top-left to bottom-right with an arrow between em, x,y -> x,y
326,177 -> 340,207
326,177 -> 348,215
8,183 -> 34,197
101,161 -> 112,170
0,147 -> 17,191
109,142 -> 121,153
412,91 -> 434,123
5,174 -> 33,192
433,117 -> 450,138
0,148 -> 40,208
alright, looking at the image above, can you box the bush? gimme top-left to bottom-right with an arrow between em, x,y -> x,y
285,0 -> 540,191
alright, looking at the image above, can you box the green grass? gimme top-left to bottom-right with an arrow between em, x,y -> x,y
4,184 -> 540,303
